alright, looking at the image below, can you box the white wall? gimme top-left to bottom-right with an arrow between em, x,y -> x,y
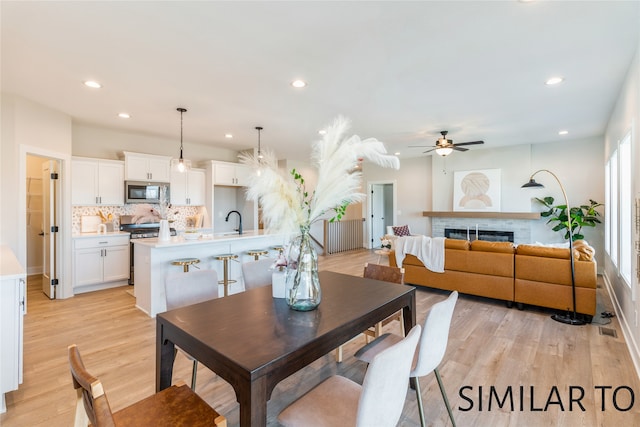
362,156 -> 432,244
72,123 -> 239,163
603,46 -> 640,373
429,139 -> 604,261
530,137 -> 604,258
432,144 -> 532,212
1,93 -> 74,298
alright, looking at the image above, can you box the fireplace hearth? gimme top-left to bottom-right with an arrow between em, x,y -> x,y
445,228 -> 514,243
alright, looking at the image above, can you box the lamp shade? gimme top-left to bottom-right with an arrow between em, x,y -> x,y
521,178 -> 544,188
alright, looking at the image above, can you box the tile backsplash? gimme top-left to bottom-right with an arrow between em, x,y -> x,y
72,205 -> 205,234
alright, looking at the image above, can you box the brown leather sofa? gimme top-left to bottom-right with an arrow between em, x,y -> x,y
389,239 -> 516,306
388,238 -> 597,320
514,242 -> 597,320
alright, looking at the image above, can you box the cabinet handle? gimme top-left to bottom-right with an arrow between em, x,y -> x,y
96,196 -> 99,204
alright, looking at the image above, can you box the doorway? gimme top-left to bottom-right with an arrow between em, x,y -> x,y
26,154 -> 61,299
368,182 -> 396,249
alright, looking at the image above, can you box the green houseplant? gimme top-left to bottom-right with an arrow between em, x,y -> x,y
535,197 -> 603,241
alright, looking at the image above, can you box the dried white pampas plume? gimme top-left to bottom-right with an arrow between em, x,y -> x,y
239,116 -> 399,236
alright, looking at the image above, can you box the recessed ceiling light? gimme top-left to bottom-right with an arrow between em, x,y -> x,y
84,80 -> 102,89
118,113 -> 130,119
558,130 -> 569,135
318,130 -> 327,135
545,77 -> 564,86
225,133 -> 233,138
394,152 -> 401,156
291,79 -> 307,88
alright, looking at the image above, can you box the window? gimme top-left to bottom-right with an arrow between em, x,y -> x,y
605,160 -> 611,255
610,149 -> 618,267
619,133 -> 632,285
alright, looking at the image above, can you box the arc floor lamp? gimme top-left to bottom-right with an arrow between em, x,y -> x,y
522,169 -> 586,326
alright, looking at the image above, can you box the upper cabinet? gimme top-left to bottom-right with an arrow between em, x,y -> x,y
123,152 -> 171,182
170,168 -> 205,206
71,157 -> 124,206
211,161 -> 251,186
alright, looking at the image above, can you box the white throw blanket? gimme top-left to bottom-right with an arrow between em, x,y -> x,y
394,235 -> 445,273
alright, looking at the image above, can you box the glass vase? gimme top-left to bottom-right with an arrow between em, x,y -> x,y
285,225 -> 321,311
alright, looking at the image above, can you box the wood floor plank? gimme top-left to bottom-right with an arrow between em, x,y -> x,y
1,249 -> 639,426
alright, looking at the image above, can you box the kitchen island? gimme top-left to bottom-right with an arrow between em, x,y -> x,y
132,231 -> 286,317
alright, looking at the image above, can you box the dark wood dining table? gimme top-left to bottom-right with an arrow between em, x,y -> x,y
156,270 -> 416,427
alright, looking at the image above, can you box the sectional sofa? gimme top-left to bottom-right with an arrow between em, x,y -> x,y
388,238 -> 597,321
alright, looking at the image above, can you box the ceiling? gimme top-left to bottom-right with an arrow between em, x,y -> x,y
2,1 -> 639,161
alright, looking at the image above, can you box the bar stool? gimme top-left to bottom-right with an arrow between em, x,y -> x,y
215,253 -> 238,296
171,257 -> 200,273
246,249 -> 268,261
271,245 -> 285,256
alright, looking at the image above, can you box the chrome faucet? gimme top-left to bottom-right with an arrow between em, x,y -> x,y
225,210 -> 243,235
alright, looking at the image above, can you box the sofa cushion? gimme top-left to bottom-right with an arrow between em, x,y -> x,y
445,239 -> 470,250
516,244 -> 570,259
470,240 -> 515,254
392,225 -> 411,236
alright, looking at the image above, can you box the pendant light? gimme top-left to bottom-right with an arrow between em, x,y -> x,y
171,107 -> 191,173
255,126 -> 264,159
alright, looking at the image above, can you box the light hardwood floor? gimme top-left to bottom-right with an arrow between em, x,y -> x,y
2,249 -> 640,426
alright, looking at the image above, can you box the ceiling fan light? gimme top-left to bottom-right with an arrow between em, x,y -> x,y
435,147 -> 453,157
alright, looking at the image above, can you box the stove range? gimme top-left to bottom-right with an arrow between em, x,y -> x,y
119,215 -> 176,239
120,215 -> 176,284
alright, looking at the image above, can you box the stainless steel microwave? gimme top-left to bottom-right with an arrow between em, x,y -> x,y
125,181 -> 170,204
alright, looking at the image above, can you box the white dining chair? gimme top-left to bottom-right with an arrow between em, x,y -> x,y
355,290 -> 459,427
278,324 -> 421,427
164,269 -> 219,390
241,258 -> 274,290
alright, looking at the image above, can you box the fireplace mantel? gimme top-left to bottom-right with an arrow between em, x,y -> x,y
422,211 -> 540,220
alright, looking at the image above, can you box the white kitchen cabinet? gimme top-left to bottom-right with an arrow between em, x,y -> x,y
73,235 -> 130,289
71,157 -> 124,205
0,246 -> 26,413
123,152 -> 171,182
170,168 -> 205,206
212,161 -> 251,186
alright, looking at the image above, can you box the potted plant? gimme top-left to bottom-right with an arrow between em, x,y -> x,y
535,197 -> 603,241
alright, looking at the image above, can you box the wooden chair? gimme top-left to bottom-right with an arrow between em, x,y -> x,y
68,344 -> 226,427
164,269 -> 219,390
335,263 -> 405,362
278,325 -> 421,427
355,291 -> 459,427
241,257 -> 274,290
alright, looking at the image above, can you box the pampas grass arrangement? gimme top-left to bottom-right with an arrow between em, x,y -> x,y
239,116 -> 400,236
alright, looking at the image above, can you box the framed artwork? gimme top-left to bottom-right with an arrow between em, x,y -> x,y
453,169 -> 501,212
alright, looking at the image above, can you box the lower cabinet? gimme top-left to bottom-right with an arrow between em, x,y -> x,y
0,246 -> 26,413
73,235 -> 130,289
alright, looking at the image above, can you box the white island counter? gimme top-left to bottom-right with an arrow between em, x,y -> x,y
132,230 -> 286,317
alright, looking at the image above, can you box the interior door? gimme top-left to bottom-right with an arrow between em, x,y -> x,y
371,184 -> 386,247
42,160 -> 58,299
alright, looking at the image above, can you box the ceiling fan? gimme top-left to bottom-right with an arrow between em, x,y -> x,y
410,131 -> 484,157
